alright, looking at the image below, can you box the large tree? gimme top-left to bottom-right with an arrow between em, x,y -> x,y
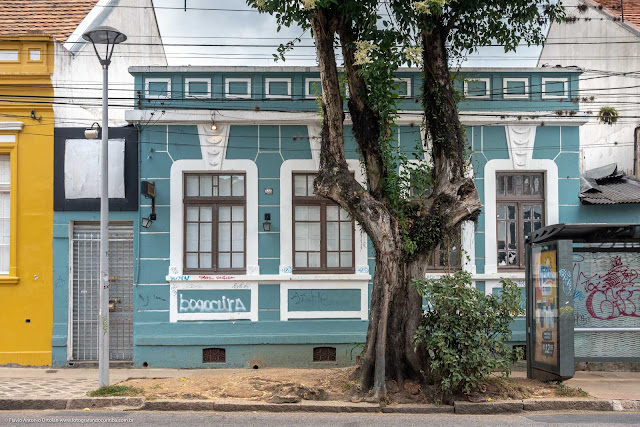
248,0 -> 563,399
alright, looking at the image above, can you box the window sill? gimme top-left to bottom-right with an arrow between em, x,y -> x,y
0,276 -> 19,285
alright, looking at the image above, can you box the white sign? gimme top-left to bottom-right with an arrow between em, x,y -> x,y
64,139 -> 125,199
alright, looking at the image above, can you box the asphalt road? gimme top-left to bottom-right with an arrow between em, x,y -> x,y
1,411 -> 640,426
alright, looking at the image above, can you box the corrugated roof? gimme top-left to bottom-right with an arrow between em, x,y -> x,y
580,163 -> 640,204
0,0 -> 98,43
592,0 -> 640,31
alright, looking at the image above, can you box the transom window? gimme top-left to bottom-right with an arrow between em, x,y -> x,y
293,174 -> 355,273
184,173 -> 246,273
496,172 -> 545,270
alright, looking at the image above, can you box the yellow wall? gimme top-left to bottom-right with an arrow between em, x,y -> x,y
0,36 -> 54,365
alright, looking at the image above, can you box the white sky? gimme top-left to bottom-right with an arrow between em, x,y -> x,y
153,0 -> 543,68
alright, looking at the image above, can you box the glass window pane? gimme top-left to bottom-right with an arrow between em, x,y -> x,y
232,224 -> 244,251
308,206 -> 320,221
523,205 -> 531,220
524,221 -> 532,236
307,175 -> 315,196
506,175 -> 514,194
533,205 -> 542,220
219,175 -> 231,196
186,206 -> 199,221
327,252 -> 339,268
497,222 -> 506,250
498,251 -> 506,266
200,207 -> 212,222
199,175 -> 212,196
186,253 -> 198,268
534,221 -> 542,231
199,223 -> 212,251
309,223 -> 321,251
497,205 -> 506,220
532,175 -> 541,195
218,253 -> 231,269
516,175 -> 522,195
232,253 -> 244,269
294,175 -> 307,196
199,253 -> 212,269
508,222 -> 517,249
186,224 -> 198,251
497,175 -> 505,196
523,176 -> 531,195
507,205 -> 516,220
295,223 -> 308,251
232,175 -> 244,196
295,252 -> 307,268
308,252 -> 320,268
340,208 -> 350,220
186,176 -> 199,196
219,206 -> 231,221
340,222 -> 352,248
232,206 -> 244,221
218,223 -> 231,251
295,206 -> 308,221
508,251 -> 517,265
326,206 -> 339,221
340,252 -> 353,267
326,222 -> 339,251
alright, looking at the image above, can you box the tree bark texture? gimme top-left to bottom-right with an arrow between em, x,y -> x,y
309,9 -> 481,399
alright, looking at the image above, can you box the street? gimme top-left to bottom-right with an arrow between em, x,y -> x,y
0,411 -> 639,426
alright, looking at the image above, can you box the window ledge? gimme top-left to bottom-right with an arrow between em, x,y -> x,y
167,273 -> 371,283
0,276 -> 19,285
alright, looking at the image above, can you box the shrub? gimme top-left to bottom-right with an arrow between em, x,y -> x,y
413,271 -> 524,395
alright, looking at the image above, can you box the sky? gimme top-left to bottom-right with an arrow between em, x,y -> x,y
153,0 -> 545,68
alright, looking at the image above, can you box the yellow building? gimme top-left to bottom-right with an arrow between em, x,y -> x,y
0,34 -> 55,365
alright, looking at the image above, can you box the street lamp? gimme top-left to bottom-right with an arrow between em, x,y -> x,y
82,26 -> 127,389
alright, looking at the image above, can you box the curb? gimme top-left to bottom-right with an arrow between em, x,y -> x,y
0,397 -> 637,413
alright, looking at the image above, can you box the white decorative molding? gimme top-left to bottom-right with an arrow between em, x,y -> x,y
225,78 -> 252,99
505,125 -> 537,169
280,281 -> 369,321
463,78 -> 491,99
265,77 -> 292,99
185,78 -> 211,99
145,77 -> 172,99
126,109 -> 589,127
461,221 -> 476,275
541,77 -> 568,100
305,78 -> 321,99
484,158 -> 559,275
0,122 -> 23,132
169,159 -> 259,276
503,77 -> 529,99
306,125 -> 322,169
197,124 -> 230,170
279,159 -> 369,279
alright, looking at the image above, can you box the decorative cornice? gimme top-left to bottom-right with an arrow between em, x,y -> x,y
197,124 -> 230,170
0,122 -> 24,131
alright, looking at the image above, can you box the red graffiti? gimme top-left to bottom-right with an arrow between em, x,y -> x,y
578,256 -> 640,320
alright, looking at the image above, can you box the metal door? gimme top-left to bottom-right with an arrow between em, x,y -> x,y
71,222 -> 134,361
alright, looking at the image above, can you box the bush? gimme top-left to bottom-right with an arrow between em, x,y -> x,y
413,271 -> 524,395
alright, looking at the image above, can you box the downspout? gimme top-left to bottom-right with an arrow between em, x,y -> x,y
634,126 -> 640,178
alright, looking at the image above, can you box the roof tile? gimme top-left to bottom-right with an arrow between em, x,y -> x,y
592,0 -> 640,31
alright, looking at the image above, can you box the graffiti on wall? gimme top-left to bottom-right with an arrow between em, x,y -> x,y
573,253 -> 640,327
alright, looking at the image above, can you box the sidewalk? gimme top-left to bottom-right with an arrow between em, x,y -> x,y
1,366 -> 639,412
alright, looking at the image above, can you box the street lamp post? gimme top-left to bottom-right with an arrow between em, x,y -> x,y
82,26 -> 127,389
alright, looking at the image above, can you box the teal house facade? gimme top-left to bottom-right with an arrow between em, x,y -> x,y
50,65 -> 638,368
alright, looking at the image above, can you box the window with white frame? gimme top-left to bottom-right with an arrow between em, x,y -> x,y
292,173 -> 354,273
184,173 -> 246,273
145,78 -> 171,99
185,78 -> 211,99
0,155 -> 10,273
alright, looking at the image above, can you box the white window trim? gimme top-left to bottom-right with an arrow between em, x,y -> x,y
483,159 -> 559,275
170,281 -> 259,322
168,159 -> 259,277
464,78 -> 491,99
280,281 -> 369,321
541,77 -> 568,100
305,78 -> 321,99
265,77 -> 292,99
503,77 -> 529,99
184,78 -> 211,99
145,77 -> 172,100
394,78 -> 412,98
279,159 -> 369,276
225,78 -> 252,99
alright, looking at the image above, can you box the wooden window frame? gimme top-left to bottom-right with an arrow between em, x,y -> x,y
183,173 -> 246,274
426,225 -> 462,272
292,173 -> 355,274
496,172 -> 545,271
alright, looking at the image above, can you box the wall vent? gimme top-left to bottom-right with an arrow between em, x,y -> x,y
203,348 -> 226,363
313,347 -> 336,362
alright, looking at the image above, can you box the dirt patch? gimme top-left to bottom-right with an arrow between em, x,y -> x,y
118,368 -> 588,404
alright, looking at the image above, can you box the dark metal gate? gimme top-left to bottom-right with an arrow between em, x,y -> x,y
71,222 -> 134,361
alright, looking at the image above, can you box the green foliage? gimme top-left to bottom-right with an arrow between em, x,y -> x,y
413,272 -> 524,395
87,385 -> 143,397
597,106 -> 619,125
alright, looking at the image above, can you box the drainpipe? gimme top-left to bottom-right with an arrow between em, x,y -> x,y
635,126 -> 640,178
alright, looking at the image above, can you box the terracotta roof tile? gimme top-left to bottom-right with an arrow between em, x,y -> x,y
592,0 -> 640,31
0,0 -> 99,42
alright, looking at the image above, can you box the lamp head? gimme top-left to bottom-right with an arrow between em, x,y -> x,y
82,26 -> 126,65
